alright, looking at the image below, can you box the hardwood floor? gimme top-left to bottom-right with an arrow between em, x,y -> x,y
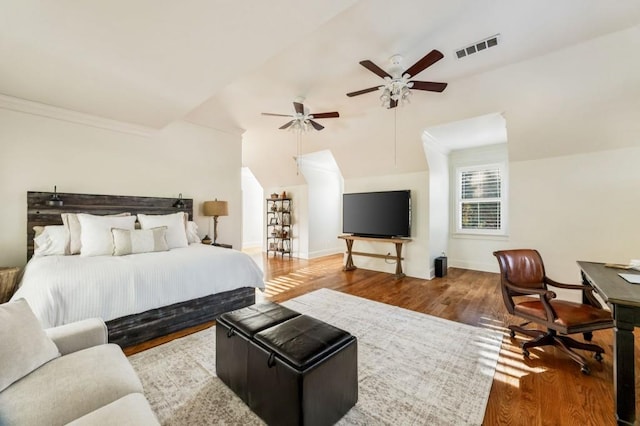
128,253 -> 637,426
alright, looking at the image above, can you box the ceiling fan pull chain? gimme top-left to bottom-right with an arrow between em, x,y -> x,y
394,107 -> 397,167
296,130 -> 301,175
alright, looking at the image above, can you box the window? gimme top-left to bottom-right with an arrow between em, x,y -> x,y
456,163 -> 506,235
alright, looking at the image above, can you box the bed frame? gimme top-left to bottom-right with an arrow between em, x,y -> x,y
26,191 -> 256,348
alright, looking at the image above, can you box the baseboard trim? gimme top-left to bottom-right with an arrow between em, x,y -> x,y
448,259 -> 499,273
307,247 -> 342,259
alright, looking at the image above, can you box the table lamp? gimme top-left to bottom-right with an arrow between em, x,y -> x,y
203,199 -> 228,245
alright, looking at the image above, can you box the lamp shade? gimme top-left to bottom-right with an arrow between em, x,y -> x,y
203,200 -> 228,217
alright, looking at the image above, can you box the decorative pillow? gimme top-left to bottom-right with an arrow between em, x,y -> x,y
112,226 -> 169,256
33,225 -> 69,256
33,226 -> 50,252
186,221 -> 201,244
33,226 -> 45,238
137,212 -> 189,249
62,212 -> 131,255
77,213 -> 137,256
0,299 -> 60,392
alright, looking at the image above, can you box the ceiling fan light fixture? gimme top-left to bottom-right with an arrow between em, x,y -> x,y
289,118 -> 308,133
380,88 -> 392,108
401,86 -> 412,102
381,77 -> 412,106
346,49 -> 448,109
263,100 -> 339,132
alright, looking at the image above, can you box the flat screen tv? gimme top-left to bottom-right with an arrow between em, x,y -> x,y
342,190 -> 411,238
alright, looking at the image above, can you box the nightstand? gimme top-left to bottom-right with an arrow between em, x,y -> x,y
0,267 -> 21,303
213,243 -> 233,249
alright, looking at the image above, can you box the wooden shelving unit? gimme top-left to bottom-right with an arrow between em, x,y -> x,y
266,197 -> 292,258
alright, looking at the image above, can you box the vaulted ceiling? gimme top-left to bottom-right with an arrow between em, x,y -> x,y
2,1 -> 639,188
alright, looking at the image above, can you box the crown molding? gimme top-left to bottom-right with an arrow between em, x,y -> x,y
183,118 -> 246,136
0,93 -> 157,138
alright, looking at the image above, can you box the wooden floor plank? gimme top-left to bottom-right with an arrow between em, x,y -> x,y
128,253 -> 636,425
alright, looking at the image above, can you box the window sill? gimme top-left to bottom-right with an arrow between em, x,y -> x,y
451,232 -> 509,241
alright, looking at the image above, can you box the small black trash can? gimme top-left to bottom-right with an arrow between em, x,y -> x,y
435,256 -> 447,278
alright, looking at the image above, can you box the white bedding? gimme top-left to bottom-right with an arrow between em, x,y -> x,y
11,244 -> 265,328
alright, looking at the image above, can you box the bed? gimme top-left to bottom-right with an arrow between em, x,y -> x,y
14,191 -> 264,347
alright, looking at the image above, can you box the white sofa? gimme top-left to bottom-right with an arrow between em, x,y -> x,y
0,300 -> 159,425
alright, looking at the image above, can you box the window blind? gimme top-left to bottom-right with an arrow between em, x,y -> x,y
459,168 -> 502,230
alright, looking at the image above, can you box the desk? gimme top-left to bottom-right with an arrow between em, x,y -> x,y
338,235 -> 411,279
578,261 -> 640,426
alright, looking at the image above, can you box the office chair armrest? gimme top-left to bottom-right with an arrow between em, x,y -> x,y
545,278 -> 604,308
545,278 -> 587,290
505,281 -> 558,321
504,281 -> 556,298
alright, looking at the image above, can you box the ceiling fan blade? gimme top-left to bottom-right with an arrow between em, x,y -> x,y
293,102 -> 304,115
346,86 -> 381,97
410,81 -> 448,92
262,112 -> 292,117
279,121 -> 294,130
359,60 -> 391,79
309,120 -> 325,131
404,49 -> 444,78
311,112 -> 339,119
389,99 -> 398,109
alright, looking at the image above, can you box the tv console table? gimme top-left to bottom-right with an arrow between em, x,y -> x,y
338,235 -> 411,279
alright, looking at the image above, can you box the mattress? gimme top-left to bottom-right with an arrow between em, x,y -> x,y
11,244 -> 265,328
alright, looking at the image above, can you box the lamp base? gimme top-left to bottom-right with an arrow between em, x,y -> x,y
201,235 -> 212,245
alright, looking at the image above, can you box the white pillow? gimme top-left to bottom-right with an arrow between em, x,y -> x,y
62,212 -> 131,254
112,227 -> 169,256
0,299 -> 60,392
137,212 -> 189,249
186,221 -> 200,244
33,225 -> 68,256
77,213 -> 137,256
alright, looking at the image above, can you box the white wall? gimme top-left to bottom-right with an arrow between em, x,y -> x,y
0,105 -> 243,266
241,167 -> 263,248
423,135 -> 450,278
508,146 -> 640,282
299,152 -> 344,259
447,144 -> 509,272
448,145 -> 640,299
344,171 -> 430,279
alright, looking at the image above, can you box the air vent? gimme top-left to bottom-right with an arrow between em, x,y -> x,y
456,34 -> 500,59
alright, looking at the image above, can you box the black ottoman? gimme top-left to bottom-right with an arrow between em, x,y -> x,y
217,301 -> 300,401
248,314 -> 358,426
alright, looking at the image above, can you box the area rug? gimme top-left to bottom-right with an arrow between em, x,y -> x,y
129,288 -> 502,425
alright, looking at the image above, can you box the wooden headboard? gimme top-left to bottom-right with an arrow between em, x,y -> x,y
27,191 -> 193,259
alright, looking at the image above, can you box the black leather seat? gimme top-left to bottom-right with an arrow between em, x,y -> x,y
216,301 -> 300,401
217,302 -> 358,426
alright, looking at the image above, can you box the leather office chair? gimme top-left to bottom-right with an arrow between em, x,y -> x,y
493,249 -> 613,374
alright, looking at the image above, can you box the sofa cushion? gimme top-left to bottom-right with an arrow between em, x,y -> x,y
66,393 -> 159,426
0,299 -> 60,392
0,344 -> 143,426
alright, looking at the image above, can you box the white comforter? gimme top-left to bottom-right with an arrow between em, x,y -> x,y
11,244 -> 265,328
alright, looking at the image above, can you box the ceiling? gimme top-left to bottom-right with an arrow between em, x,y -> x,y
2,1 -> 639,188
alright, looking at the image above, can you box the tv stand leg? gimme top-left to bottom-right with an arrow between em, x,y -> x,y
393,242 -> 406,279
344,239 -> 356,271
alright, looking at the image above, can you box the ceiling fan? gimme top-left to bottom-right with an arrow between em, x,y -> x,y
346,49 -> 448,108
262,100 -> 339,131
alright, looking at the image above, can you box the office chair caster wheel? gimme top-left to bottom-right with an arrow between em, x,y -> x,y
522,349 -> 530,358
509,330 -> 515,338
594,352 -> 603,362
581,365 -> 591,375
